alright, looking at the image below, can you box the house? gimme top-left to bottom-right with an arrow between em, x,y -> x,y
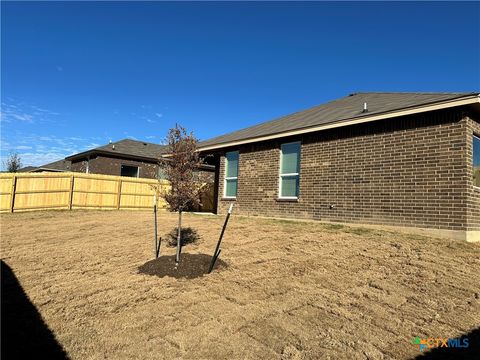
66,139 -> 168,178
19,139 -> 166,178
198,92 -> 480,242
22,139 -> 213,180
17,138 -> 215,212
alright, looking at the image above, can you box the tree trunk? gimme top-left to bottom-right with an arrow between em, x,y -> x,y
176,210 -> 182,264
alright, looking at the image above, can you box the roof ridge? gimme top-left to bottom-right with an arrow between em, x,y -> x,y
199,94 -> 352,143
350,91 -> 477,95
199,92 -> 479,149
99,138 -> 165,148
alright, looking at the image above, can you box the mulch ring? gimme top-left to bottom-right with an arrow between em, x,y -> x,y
138,253 -> 228,279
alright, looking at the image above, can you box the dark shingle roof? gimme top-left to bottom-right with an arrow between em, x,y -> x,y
37,159 -> 72,171
199,92 -> 478,149
66,139 -> 167,161
18,166 -> 37,172
20,159 -> 72,172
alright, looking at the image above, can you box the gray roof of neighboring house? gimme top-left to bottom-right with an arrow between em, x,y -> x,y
17,166 -> 38,172
199,92 -> 479,149
36,159 -> 72,171
20,159 -> 72,172
66,139 -> 167,161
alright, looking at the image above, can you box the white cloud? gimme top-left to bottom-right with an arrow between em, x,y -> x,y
30,105 -> 60,116
1,133 -> 107,167
146,118 -> 156,123
0,99 -> 60,123
20,152 -> 66,166
146,135 -> 156,139
11,113 -> 34,122
155,113 -> 163,118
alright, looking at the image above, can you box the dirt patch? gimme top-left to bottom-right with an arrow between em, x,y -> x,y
138,253 -> 227,279
1,210 -> 479,359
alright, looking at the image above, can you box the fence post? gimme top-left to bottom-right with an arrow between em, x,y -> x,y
68,175 -> 75,210
9,175 -> 17,213
116,179 -> 122,210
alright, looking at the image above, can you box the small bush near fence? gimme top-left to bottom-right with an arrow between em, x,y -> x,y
165,227 -> 201,247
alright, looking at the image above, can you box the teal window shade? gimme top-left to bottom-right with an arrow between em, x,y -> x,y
226,152 -> 238,178
473,135 -> 480,187
224,151 -> 239,197
280,142 -> 300,198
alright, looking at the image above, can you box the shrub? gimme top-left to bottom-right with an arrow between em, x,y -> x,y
166,227 -> 201,247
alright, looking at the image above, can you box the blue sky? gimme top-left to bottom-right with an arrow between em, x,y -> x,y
1,1 -> 479,167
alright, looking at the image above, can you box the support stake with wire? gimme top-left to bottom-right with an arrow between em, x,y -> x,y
153,195 -> 161,258
208,203 -> 234,273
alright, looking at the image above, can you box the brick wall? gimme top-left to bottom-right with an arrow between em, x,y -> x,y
70,155 -> 216,182
216,109 -> 478,231
70,155 -> 159,179
466,116 -> 480,231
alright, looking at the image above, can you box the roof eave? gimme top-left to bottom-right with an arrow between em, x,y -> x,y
66,150 -> 161,163
198,94 -> 480,152
30,168 -> 66,173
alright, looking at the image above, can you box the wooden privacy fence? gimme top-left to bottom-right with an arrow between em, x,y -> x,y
0,172 -> 172,213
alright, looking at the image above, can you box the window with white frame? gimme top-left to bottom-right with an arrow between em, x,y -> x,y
473,134 -> 480,187
279,142 -> 301,198
224,151 -> 239,198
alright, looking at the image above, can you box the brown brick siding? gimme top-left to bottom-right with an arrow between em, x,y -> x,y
71,155 -> 159,179
216,109 -> 476,231
70,155 -> 216,182
466,116 -> 480,231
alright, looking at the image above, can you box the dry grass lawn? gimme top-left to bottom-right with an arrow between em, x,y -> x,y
1,210 -> 480,359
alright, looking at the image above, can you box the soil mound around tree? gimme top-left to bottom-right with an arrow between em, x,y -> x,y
138,253 -> 228,279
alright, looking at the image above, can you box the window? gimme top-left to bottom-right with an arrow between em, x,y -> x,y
121,165 -> 139,178
158,167 -> 167,180
279,142 -> 301,198
474,135 -> 480,187
224,151 -> 239,198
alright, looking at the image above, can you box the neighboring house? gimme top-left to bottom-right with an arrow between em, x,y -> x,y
66,139 -> 168,179
66,139 -> 214,179
18,139 -> 165,178
22,139 -> 214,180
198,92 -> 480,241
16,138 -> 215,212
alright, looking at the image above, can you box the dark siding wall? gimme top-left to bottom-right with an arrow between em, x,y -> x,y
216,109 -> 472,231
466,116 -> 480,231
70,155 -> 216,182
70,156 -> 158,179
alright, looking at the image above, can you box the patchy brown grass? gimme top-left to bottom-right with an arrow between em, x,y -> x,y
1,210 -> 479,359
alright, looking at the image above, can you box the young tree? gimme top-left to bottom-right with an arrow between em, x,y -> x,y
158,124 -> 206,265
4,152 -> 22,172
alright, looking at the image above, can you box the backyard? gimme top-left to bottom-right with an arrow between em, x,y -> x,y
1,210 -> 479,359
